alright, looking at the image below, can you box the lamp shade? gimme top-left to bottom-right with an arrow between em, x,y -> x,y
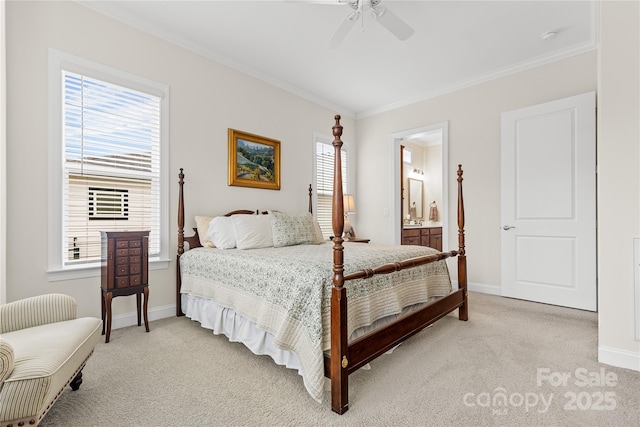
343,194 -> 356,214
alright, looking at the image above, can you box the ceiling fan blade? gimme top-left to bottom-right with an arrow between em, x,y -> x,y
284,0 -> 350,4
371,5 -> 414,41
328,10 -> 359,48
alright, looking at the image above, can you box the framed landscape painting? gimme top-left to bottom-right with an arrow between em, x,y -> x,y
228,129 -> 281,190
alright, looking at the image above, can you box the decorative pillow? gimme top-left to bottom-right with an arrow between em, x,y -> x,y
232,215 -> 273,250
269,210 -> 319,247
206,216 -> 236,249
194,216 -> 215,248
0,340 -> 14,384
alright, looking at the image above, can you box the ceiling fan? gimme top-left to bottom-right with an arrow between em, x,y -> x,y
295,0 -> 415,48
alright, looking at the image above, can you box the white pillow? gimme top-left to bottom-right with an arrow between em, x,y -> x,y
207,216 -> 236,249
269,211 -> 319,247
194,216 -> 215,248
232,215 -> 273,250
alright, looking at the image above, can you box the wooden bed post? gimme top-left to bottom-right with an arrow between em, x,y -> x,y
330,115 -> 349,414
177,168 -> 185,317
456,165 -> 468,321
308,184 -> 313,214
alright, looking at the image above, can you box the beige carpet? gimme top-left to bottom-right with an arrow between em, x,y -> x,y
41,292 -> 640,426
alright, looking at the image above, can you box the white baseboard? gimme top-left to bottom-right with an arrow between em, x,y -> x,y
455,280 -> 501,296
110,303 -> 176,330
598,345 -> 640,372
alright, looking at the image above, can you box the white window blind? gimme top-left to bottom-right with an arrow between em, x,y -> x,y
315,141 -> 347,239
62,71 -> 161,266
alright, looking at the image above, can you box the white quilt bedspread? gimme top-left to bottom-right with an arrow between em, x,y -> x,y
179,242 -> 452,402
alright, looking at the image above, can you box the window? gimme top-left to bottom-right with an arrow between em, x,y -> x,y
48,50 -> 169,279
314,136 -> 348,239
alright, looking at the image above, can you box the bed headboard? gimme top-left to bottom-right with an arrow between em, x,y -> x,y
176,170 -> 314,315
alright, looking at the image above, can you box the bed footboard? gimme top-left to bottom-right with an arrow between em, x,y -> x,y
327,115 -> 468,414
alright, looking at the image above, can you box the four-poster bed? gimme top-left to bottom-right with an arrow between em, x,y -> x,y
176,115 -> 468,414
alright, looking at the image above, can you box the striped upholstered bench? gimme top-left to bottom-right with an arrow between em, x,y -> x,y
0,294 -> 102,427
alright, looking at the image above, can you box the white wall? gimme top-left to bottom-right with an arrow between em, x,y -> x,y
597,0 -> 640,371
356,52 -> 597,289
5,1 -> 354,318
1,0 -> 6,304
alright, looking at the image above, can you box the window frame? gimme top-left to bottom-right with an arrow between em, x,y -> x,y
313,133 -> 350,239
47,49 -> 169,281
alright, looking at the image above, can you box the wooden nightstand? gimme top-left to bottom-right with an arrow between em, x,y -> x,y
346,237 -> 370,243
100,230 -> 150,343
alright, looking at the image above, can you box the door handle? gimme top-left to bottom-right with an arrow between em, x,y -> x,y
502,225 -> 516,230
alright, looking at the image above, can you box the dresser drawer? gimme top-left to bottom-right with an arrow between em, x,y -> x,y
116,240 -> 129,249
403,229 -> 420,237
402,236 -> 420,245
116,256 -> 129,265
116,248 -> 129,257
116,265 -> 129,276
116,276 -> 129,288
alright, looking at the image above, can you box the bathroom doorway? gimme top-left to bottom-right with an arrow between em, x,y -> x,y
391,122 -> 449,249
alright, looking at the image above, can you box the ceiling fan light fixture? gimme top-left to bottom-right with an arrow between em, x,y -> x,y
327,0 -> 414,47
370,4 -> 384,18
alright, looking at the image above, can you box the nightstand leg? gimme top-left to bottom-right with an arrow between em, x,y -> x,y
101,290 -> 106,335
105,291 -> 113,343
143,286 -> 150,332
136,292 -> 142,327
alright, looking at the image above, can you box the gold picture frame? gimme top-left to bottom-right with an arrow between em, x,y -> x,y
228,129 -> 281,190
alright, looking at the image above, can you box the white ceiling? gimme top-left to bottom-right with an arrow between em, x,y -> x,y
78,0 -> 597,118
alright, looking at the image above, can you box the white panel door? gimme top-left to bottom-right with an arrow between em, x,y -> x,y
501,92 -> 596,311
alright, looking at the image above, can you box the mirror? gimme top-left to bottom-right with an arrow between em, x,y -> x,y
408,178 -> 423,219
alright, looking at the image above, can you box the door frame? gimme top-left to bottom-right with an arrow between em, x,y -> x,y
390,122 -> 449,248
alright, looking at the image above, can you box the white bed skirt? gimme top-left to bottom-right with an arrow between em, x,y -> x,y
181,293 -> 305,374
181,293 -> 436,382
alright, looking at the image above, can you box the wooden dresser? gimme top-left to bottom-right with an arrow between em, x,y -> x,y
401,227 -> 442,251
100,230 -> 150,343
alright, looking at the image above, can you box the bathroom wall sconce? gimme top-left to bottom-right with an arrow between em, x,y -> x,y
413,168 -> 424,175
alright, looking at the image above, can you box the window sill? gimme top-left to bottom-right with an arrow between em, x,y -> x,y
47,258 -> 170,282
